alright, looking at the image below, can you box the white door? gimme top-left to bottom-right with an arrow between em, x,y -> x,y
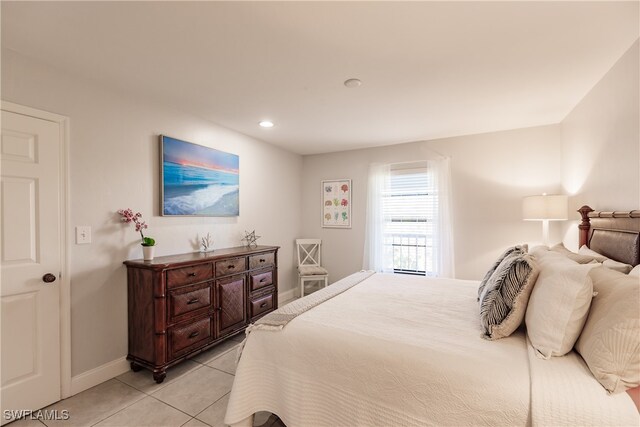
1,110 -> 62,422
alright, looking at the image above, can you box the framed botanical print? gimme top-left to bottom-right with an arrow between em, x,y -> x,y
321,179 -> 351,228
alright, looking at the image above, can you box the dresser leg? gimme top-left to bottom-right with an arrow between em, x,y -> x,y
153,370 -> 167,384
130,362 -> 142,372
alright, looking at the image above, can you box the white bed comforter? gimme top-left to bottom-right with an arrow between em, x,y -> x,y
225,272 -> 639,426
527,337 -> 638,426
225,273 -> 531,426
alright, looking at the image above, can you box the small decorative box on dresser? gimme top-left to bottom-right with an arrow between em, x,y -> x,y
124,245 -> 279,383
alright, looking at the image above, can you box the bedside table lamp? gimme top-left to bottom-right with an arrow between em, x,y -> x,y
523,194 -> 568,246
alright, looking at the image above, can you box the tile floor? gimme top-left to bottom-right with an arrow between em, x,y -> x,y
10,334 -> 283,427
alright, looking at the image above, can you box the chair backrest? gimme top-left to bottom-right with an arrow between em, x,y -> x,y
296,239 -> 322,267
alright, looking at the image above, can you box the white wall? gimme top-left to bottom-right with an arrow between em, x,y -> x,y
301,125 -> 563,282
1,49 -> 303,377
561,40 -> 640,250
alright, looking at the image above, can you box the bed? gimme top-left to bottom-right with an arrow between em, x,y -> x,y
225,206 -> 640,427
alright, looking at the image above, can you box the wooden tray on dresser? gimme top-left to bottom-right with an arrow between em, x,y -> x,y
124,245 -> 279,383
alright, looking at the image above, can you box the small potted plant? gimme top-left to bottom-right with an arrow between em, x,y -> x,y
117,208 -> 156,260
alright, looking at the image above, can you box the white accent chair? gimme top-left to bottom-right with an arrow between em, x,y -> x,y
296,239 -> 329,297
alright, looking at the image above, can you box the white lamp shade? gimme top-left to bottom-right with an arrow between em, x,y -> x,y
522,194 -> 568,220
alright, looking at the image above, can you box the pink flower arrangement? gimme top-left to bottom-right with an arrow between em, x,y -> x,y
341,199 -> 348,207
117,208 -> 155,246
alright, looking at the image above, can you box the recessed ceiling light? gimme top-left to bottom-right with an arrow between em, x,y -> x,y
344,78 -> 362,88
259,120 -> 274,128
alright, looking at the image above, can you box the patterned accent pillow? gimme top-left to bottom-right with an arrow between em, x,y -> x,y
477,244 -> 528,301
479,252 -> 539,340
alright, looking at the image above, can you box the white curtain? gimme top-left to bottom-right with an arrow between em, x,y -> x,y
362,158 -> 455,278
431,158 -> 455,278
362,163 -> 392,272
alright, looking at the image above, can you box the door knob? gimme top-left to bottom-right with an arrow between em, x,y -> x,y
42,273 -> 57,283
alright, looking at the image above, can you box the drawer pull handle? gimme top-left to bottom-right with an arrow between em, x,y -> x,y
260,278 -> 266,283
188,272 -> 197,277
259,258 -> 266,263
227,265 -> 235,269
260,302 -> 267,308
188,331 -> 200,339
187,298 -> 200,305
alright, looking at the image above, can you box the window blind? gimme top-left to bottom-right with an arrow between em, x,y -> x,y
382,168 -> 438,275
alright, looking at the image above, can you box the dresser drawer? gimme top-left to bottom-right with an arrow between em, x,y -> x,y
249,270 -> 273,292
166,264 -> 213,289
169,316 -> 212,358
168,282 -> 212,322
215,257 -> 247,277
249,252 -> 275,270
250,293 -> 275,320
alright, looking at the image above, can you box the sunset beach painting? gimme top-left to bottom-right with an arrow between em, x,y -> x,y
161,136 -> 239,216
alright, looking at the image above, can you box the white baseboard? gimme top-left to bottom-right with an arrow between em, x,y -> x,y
70,357 -> 130,396
278,288 -> 296,305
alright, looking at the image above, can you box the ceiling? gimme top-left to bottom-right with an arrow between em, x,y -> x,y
2,1 -> 638,155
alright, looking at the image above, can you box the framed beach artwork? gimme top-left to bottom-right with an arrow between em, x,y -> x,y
321,179 -> 351,228
160,135 -> 239,216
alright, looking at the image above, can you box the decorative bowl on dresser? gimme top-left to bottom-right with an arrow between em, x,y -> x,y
124,245 -> 279,382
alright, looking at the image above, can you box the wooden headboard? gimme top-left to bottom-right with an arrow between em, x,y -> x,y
578,205 -> 640,267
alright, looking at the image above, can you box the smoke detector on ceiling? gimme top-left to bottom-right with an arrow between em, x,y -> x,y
344,78 -> 362,88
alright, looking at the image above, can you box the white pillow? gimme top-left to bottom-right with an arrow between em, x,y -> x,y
530,246 -> 576,265
529,245 -> 550,258
578,245 -> 633,273
525,261 -> 596,358
578,245 -> 608,262
575,267 -> 640,394
602,259 -> 633,274
550,242 -> 598,264
629,265 -> 640,277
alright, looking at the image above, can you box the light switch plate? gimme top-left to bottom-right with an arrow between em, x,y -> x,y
76,226 -> 91,244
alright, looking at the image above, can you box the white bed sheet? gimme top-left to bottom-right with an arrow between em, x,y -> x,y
225,273 -> 531,426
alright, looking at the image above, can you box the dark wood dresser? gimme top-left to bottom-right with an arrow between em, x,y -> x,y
124,245 -> 279,382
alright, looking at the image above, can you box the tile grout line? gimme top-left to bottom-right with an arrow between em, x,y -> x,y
83,390 -> 195,427
201,345 -> 241,372
147,394 -> 203,420
114,362 -> 208,396
192,391 -> 231,424
179,417 -> 202,427
83,380 -> 148,427
207,365 -> 235,376
195,343 -> 241,365
113,375 -> 158,397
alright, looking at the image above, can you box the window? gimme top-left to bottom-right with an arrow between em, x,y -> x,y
382,168 -> 437,275
363,159 -> 454,278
